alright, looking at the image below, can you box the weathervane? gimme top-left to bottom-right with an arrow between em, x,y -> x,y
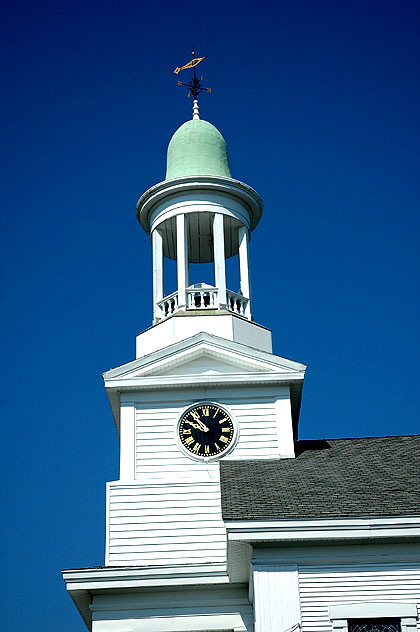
173,50 -> 212,100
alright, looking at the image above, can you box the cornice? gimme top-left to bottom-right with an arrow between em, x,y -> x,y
225,515 -> 420,543
137,175 -> 263,233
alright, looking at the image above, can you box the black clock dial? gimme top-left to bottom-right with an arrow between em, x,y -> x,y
178,404 -> 235,458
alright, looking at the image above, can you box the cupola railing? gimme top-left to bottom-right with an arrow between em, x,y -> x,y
156,284 -> 249,321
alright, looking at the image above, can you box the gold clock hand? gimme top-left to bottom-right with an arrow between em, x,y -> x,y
183,420 -> 210,432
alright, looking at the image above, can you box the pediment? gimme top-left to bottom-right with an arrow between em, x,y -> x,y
104,333 -> 305,382
140,348 -> 275,377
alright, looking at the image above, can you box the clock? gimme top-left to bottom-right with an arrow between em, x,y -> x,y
177,402 -> 237,460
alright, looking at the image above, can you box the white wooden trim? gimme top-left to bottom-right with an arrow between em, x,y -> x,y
226,516 -> 420,543
137,176 -> 262,236
253,564 -> 301,632
91,613 -> 250,631
63,565 -> 230,590
176,214 -> 188,308
152,228 -> 164,322
107,372 -> 304,391
238,225 -> 251,319
275,392 -> 295,457
330,602 -> 418,632
106,332 -> 306,379
119,403 -> 135,480
213,213 -> 226,307
330,603 -> 417,617
105,483 -> 111,565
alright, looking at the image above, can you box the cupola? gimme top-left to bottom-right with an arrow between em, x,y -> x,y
136,82 -> 262,326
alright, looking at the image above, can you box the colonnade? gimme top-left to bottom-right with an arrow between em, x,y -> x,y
152,212 -> 251,322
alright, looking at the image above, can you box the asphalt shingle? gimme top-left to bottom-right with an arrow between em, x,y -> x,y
220,435 -> 420,520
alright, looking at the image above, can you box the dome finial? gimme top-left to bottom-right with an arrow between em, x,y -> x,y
173,50 -> 212,114
165,119 -> 232,180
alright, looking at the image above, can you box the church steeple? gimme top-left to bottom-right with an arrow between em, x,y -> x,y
136,113 -> 263,325
63,61 -> 308,631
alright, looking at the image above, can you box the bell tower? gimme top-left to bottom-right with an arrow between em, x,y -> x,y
63,60 -> 306,632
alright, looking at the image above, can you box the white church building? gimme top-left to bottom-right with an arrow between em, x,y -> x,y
63,87 -> 420,632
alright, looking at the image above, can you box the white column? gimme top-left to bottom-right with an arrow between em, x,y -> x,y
152,228 -> 164,322
119,403 -> 135,480
253,564 -> 301,632
213,213 -> 226,307
238,225 -> 252,319
177,214 -> 189,309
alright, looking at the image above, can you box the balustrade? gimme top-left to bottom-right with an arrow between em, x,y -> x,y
186,286 -> 218,309
226,289 -> 249,317
157,290 -> 178,318
156,285 -> 249,320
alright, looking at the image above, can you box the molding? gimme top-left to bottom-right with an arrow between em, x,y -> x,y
63,567 -> 238,632
249,541 -> 420,565
62,564 -> 230,591
150,196 -> 252,235
136,175 -> 263,234
226,516 -> 420,543
104,332 -> 306,380
330,602 -> 418,632
330,602 -> 417,617
139,338 -> 282,375
106,372 -> 304,391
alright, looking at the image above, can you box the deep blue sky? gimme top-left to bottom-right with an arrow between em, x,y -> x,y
1,1 -> 419,630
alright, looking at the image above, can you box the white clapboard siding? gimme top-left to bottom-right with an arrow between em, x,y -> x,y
135,404 -> 210,478
107,481 -> 227,567
298,562 -> 420,632
134,398 -> 281,478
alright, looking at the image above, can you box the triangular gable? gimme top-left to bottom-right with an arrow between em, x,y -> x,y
103,333 -> 305,382
140,348 -> 276,377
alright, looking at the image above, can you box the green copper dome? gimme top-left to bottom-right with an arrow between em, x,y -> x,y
165,119 -> 231,180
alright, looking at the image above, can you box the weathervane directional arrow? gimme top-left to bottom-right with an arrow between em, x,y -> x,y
173,55 -> 206,75
173,50 -> 212,100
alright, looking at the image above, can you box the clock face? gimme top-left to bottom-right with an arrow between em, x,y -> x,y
178,403 -> 236,459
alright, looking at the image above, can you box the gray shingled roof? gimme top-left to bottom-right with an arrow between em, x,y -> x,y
220,435 -> 420,520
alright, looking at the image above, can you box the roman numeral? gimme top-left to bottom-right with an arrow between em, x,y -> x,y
182,429 -> 192,435
192,442 -> 201,453
219,435 -> 229,444
218,416 -> 229,424
185,436 -> 194,446
221,427 -> 231,432
204,445 -> 210,455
